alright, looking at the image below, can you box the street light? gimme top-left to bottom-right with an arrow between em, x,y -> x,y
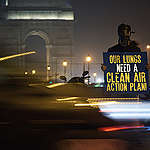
146,45 -> 150,64
86,55 -> 92,84
86,55 -> 92,62
93,72 -> 97,83
147,45 -> 150,49
62,61 -> 68,67
47,65 -> 51,81
24,71 -> 28,75
47,66 -> 51,71
32,70 -> 36,75
62,60 -> 68,76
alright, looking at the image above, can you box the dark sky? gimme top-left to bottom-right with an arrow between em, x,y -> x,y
71,0 -> 150,58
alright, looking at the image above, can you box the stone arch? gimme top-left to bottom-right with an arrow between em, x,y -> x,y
24,30 -> 50,45
23,30 -> 51,81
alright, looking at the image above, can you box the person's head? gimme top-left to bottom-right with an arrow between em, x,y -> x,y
118,24 -> 131,40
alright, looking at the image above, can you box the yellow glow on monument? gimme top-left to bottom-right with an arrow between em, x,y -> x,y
7,11 -> 74,20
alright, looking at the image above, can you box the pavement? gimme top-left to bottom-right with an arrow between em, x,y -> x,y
0,82 -> 150,150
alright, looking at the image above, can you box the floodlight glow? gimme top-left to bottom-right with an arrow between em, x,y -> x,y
96,78 -> 103,83
7,11 -> 74,20
93,72 -> 97,77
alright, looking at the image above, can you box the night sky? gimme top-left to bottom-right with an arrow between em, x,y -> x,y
71,0 -> 150,58
25,0 -> 150,79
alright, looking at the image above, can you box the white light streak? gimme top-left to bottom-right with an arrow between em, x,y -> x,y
100,102 -> 150,120
101,108 -> 150,112
108,113 -> 150,120
74,101 -> 118,107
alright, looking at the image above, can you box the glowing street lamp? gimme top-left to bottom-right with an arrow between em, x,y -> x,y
62,61 -> 68,67
62,60 -> 68,76
24,71 -> 28,75
86,55 -> 92,84
47,66 -> 51,71
147,45 -> 150,64
32,70 -> 36,75
47,65 -> 51,81
86,55 -> 92,62
147,45 -> 150,49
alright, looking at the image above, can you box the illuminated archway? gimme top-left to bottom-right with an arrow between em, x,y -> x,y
23,30 -> 51,81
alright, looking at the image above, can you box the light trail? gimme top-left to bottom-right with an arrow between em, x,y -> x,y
74,101 -> 118,107
100,108 -> 150,112
88,97 -> 139,101
99,101 -> 150,120
75,101 -> 142,107
108,113 -> 150,119
46,83 -> 67,88
99,125 -> 145,132
57,97 -> 80,101
0,51 -> 36,61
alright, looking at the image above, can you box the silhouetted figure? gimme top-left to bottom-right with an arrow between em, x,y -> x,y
108,24 -> 141,52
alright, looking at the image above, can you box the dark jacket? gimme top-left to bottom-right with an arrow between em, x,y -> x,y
108,41 -> 141,52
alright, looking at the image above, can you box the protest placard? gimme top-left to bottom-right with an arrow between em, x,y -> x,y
103,52 -> 149,93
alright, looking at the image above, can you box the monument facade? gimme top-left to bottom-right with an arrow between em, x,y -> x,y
0,0 -> 74,81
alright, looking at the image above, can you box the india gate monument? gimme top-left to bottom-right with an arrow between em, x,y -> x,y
0,0 -> 74,81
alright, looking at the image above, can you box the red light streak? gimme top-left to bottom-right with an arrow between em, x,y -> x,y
99,125 -> 144,132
